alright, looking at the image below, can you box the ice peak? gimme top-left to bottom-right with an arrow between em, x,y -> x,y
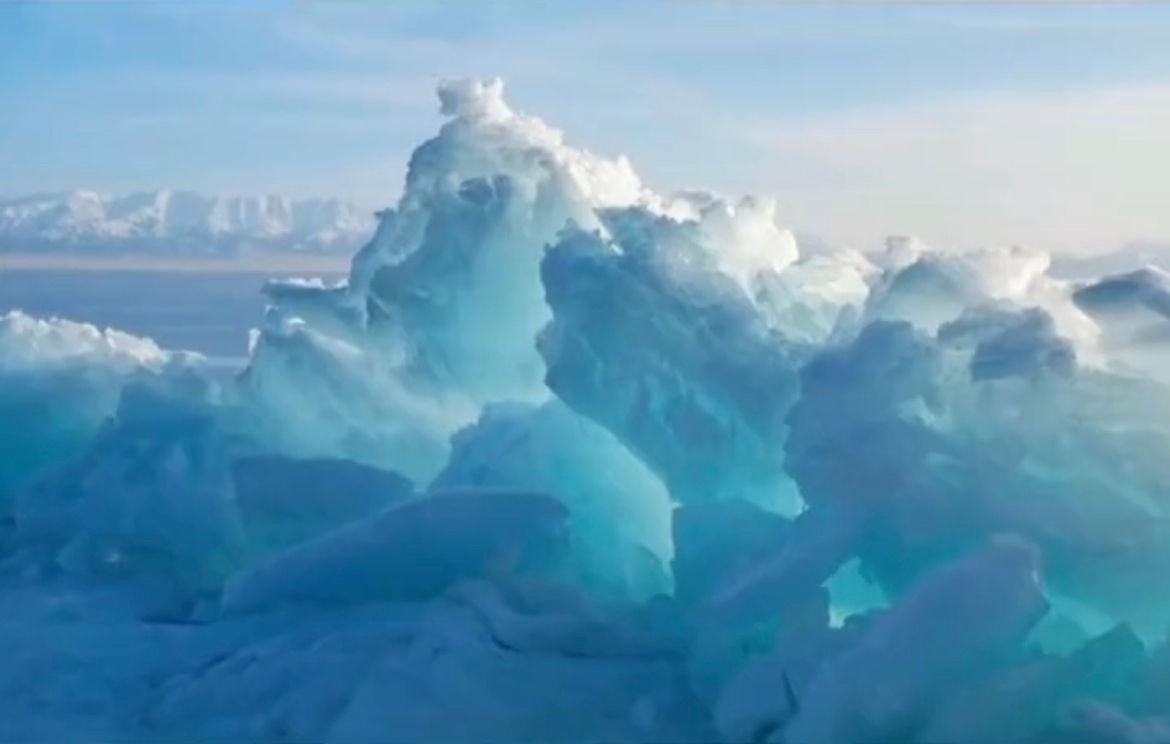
437,77 -> 512,121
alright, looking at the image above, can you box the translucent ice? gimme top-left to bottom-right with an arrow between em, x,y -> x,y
539,213 -> 803,509
2,79 -> 1170,743
220,489 -> 568,614
0,312 -> 191,517
432,401 -> 672,599
231,454 -> 414,557
15,379 -> 244,595
779,537 -> 1048,744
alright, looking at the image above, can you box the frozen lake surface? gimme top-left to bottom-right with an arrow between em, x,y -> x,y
0,268 -> 344,362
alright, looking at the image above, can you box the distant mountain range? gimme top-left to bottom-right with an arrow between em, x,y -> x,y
0,190 -> 376,256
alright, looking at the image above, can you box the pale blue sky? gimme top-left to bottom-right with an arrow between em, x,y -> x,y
3,2 -> 1170,252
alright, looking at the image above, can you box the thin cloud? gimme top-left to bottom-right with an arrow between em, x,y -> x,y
739,82 -> 1170,252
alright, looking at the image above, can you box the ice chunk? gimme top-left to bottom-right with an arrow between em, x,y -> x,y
437,77 -> 512,120
785,311 -> 1170,632
690,586 -> 833,715
0,581 -> 262,742
1044,701 -> 1170,744
1075,266 -> 1170,321
1074,267 -> 1170,382
0,310 -> 170,372
140,594 -> 712,743
431,401 -> 672,599
220,489 -> 569,614
865,246 -> 1052,332
261,275 -> 362,337
939,306 -> 1077,380
231,455 -> 413,556
694,195 -> 799,293
344,77 -> 651,404
0,311 -> 191,516
671,500 -> 791,607
238,80 -> 670,484
753,247 -> 875,344
238,315 -> 471,483
446,578 -> 683,658
324,600 -> 714,744
712,604 -> 858,743
360,172 -> 558,402
778,537 -> 1048,744
685,509 -> 849,710
14,379 -> 244,594
920,624 -> 1146,744
702,508 -> 860,626
784,321 -> 947,592
540,214 -> 802,509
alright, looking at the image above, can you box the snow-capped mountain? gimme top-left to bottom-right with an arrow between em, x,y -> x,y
0,190 -> 376,255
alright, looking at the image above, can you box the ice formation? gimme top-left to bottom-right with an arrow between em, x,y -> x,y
3,78 -> 1170,742
0,312 -> 196,518
431,401 -> 674,599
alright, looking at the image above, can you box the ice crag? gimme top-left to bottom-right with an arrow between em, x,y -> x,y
0,311 -> 191,517
2,79 -> 1170,742
540,211 -> 804,510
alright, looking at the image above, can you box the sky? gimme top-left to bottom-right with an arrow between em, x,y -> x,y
2,1 -> 1170,254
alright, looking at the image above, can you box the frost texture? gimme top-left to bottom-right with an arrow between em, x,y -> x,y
3,79 -> 1170,742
